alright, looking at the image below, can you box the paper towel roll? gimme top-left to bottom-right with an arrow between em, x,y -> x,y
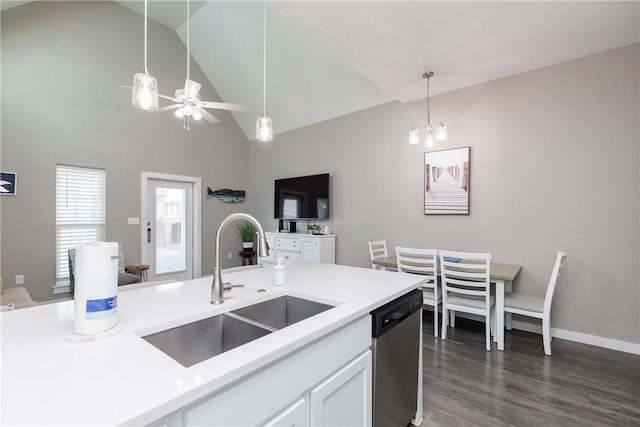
73,242 -> 119,335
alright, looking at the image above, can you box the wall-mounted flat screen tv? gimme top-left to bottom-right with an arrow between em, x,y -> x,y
274,173 -> 330,219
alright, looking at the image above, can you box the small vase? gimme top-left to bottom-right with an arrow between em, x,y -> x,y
242,241 -> 254,250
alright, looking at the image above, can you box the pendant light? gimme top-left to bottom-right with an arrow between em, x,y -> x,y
409,71 -> 446,147
256,0 -> 273,142
131,0 -> 159,111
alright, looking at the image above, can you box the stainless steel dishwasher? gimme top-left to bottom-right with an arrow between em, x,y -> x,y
371,289 -> 422,427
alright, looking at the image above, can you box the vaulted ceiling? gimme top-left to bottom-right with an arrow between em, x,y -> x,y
3,1 -> 639,140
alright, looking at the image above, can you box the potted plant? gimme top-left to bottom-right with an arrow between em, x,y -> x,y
237,221 -> 256,250
307,224 -> 321,235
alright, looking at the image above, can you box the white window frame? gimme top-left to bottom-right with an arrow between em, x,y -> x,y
54,165 -> 106,293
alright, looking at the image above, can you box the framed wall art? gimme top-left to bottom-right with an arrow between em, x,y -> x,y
424,147 -> 470,215
0,172 -> 17,196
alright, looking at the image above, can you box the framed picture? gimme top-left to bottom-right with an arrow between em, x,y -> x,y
424,147 -> 470,215
0,172 -> 17,196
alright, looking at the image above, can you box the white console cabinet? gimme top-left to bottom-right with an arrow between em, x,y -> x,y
262,233 -> 336,265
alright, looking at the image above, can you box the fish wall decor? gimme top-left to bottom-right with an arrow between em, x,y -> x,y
206,187 -> 245,203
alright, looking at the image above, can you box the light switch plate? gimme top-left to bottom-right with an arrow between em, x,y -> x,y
128,217 -> 140,225
16,275 -> 24,285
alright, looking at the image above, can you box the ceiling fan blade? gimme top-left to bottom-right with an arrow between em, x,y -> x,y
155,104 -> 181,112
184,79 -> 201,100
196,107 -> 220,124
158,93 -> 175,100
200,101 -> 247,112
120,85 -> 132,90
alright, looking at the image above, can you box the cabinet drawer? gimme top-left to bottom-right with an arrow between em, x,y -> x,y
279,251 -> 300,264
276,237 -> 298,251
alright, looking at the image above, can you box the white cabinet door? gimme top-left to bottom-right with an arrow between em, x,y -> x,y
309,351 -> 372,427
262,397 -> 309,427
299,239 -> 319,263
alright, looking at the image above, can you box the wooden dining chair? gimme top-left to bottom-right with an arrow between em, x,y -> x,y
368,240 -> 390,270
504,251 -> 567,356
396,247 -> 440,337
440,250 -> 494,351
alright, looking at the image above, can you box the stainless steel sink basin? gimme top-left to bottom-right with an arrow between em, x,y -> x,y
142,314 -> 271,367
231,295 -> 334,330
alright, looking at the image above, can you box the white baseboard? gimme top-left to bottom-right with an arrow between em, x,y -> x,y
444,311 -> 640,355
511,319 -> 640,355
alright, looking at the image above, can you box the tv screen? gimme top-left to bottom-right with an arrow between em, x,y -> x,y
274,173 -> 330,219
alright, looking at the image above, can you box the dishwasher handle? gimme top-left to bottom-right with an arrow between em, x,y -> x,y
371,289 -> 422,338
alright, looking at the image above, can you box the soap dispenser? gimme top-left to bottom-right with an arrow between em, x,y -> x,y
274,257 -> 285,286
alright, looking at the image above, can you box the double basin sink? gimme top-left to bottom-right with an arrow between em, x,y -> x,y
142,296 -> 334,367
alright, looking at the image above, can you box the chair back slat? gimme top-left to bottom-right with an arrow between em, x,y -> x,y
446,287 -> 487,297
442,270 -> 488,280
445,277 -> 489,289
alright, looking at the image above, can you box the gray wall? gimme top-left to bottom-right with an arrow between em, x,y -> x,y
1,1 -> 251,302
249,44 -> 640,345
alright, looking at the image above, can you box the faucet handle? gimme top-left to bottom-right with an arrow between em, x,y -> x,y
223,283 -> 245,292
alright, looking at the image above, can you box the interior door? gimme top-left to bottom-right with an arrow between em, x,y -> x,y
146,179 -> 193,282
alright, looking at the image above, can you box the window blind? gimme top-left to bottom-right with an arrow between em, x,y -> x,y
55,165 -> 105,282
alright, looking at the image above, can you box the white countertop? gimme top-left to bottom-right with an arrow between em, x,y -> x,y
1,263 -> 425,426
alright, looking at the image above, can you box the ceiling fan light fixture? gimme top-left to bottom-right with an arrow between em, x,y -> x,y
131,0 -> 158,111
182,104 -> 194,117
192,110 -> 202,121
256,115 -> 273,142
175,108 -> 185,119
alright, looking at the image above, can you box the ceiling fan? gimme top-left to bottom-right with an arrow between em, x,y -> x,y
123,0 -> 246,129
158,0 -> 246,129
156,79 -> 246,129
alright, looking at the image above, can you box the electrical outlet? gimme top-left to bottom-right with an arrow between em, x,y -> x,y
228,252 -> 233,260
15,275 -> 24,285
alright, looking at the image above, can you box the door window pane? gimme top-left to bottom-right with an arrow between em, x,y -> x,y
155,187 -> 186,274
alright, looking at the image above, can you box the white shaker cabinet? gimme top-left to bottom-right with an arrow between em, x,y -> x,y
262,233 -> 336,265
309,351 -> 372,427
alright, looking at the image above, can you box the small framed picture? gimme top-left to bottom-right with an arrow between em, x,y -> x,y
424,147 -> 470,215
0,172 -> 17,196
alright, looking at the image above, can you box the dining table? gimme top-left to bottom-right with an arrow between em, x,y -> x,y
372,256 -> 522,351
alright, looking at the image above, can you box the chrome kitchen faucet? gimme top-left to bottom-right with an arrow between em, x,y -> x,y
211,213 -> 270,304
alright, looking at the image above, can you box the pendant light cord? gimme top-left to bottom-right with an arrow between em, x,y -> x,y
262,0 -> 267,115
426,75 -> 431,127
187,0 -> 190,80
143,0 -> 148,73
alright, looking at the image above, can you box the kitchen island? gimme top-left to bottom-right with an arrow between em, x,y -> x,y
1,262 -> 425,426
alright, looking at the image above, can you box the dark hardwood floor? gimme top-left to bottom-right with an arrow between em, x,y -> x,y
419,311 -> 640,426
